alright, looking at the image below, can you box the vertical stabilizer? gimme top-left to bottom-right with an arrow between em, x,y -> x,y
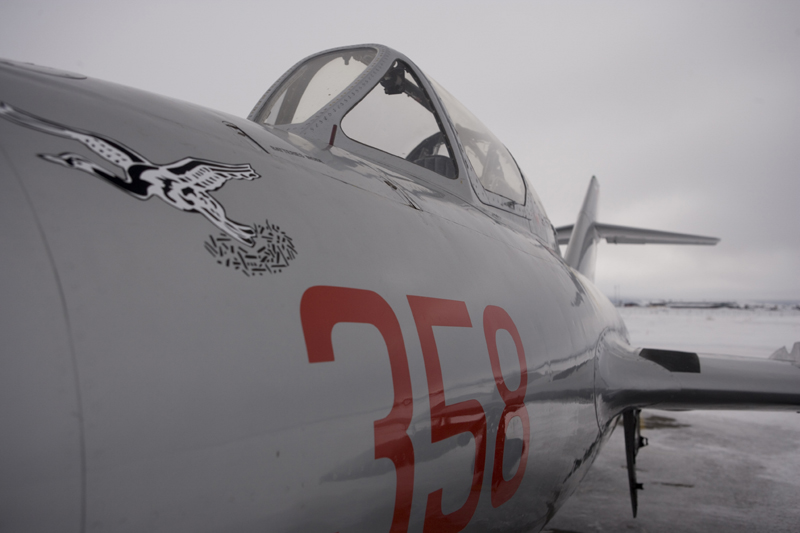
564,176 -> 600,280
558,176 -> 719,281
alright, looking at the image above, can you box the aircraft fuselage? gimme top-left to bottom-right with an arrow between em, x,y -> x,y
0,60 -> 626,532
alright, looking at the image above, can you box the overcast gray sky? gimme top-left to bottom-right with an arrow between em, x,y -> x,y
2,0 -> 798,301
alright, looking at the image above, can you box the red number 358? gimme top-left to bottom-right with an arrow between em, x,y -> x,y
301,286 -> 530,533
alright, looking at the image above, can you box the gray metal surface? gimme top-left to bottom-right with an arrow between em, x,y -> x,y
556,223 -> 720,246
1,46 -> 798,532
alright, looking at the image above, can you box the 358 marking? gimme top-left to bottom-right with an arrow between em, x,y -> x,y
301,286 -> 529,532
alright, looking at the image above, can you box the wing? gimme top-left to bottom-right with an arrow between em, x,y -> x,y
593,333 -> 800,516
595,333 -> 800,428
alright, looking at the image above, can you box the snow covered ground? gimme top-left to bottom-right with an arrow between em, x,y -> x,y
620,305 -> 800,358
544,306 -> 800,533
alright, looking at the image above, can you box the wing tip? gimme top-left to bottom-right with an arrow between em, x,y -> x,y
769,342 -> 800,366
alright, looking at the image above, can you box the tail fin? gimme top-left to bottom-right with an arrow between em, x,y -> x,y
558,176 -> 719,280
562,176 -> 601,280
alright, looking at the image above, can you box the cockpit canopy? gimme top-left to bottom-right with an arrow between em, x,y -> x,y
249,44 -> 533,214
258,47 -> 376,127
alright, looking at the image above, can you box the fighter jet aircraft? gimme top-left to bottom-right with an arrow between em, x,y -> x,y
1,44 -> 798,533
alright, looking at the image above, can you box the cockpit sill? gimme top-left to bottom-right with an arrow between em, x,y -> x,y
248,43 -> 558,250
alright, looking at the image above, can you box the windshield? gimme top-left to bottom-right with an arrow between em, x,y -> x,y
341,61 -> 457,179
429,77 -> 526,204
259,47 -> 377,126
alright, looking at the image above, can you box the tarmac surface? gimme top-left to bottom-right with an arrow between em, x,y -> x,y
544,306 -> 800,533
543,409 -> 800,533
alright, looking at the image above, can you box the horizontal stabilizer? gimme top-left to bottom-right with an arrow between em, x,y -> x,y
560,177 -> 720,281
556,223 -> 720,246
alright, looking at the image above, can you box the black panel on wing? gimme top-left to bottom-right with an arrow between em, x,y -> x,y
639,348 -> 701,373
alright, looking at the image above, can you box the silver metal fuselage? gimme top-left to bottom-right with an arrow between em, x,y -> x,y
0,61 -> 625,532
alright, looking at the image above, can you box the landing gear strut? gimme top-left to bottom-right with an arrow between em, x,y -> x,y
623,409 -> 648,517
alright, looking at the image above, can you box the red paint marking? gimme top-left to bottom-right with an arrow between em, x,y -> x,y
301,286 -> 414,532
483,305 -> 530,508
303,287 -> 532,529
407,296 -> 487,533
328,124 -> 338,146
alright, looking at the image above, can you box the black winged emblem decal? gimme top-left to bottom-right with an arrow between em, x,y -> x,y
0,102 -> 261,245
